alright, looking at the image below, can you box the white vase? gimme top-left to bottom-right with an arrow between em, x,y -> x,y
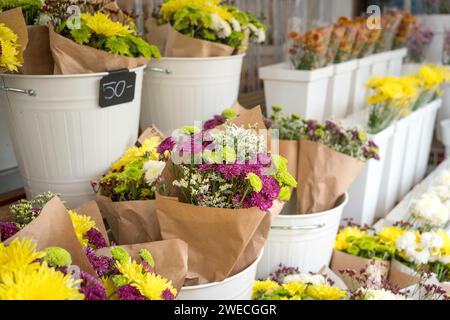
260,63 -> 334,120
0,67 -> 144,208
141,54 -> 244,135
256,194 -> 348,279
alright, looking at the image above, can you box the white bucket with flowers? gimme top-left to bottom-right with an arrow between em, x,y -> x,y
141,1 -> 266,135
0,7 -> 158,207
387,48 -> 408,76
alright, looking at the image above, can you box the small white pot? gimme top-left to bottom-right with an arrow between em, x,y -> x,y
260,63 -> 334,120
348,55 -> 377,115
422,15 -> 450,63
256,194 -> 348,279
177,250 -> 264,300
0,66 -> 144,208
141,54 -> 244,135
387,48 -> 407,76
324,59 -> 358,119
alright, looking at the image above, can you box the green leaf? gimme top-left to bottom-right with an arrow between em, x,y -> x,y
105,36 -> 132,57
70,22 -> 92,44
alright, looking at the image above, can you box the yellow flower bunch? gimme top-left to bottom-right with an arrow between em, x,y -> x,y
366,76 -> 417,110
252,279 -> 280,299
334,226 -> 367,251
111,136 -> 161,172
161,0 -> 232,22
67,210 -> 96,248
0,23 -> 22,72
306,284 -> 347,300
436,230 -> 450,257
378,226 -> 407,247
80,12 -> 133,37
415,65 -> 450,92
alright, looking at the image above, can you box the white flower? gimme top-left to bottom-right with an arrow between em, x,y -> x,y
366,264 -> 384,288
283,273 -> 326,286
210,13 -> 232,39
256,28 -> 266,43
439,170 -> 450,185
429,185 -> 450,202
410,193 -> 450,227
419,232 -> 444,250
230,18 -> 241,32
143,160 -> 166,185
362,288 -> 406,300
405,248 -> 430,265
396,232 -> 418,251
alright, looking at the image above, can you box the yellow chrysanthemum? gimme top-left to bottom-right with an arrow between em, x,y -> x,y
0,23 -> 22,72
81,13 -> 133,37
0,23 -> 18,43
378,227 -> 406,246
111,136 -> 161,171
0,263 -> 83,300
115,258 -> 145,282
306,284 -> 347,300
133,272 -> 177,300
436,230 -> 450,257
161,0 -> 232,22
366,76 -> 418,109
252,279 -> 280,299
67,210 -> 96,248
334,227 -> 367,251
282,281 -> 307,296
0,238 -> 45,273
101,277 -> 119,300
415,65 -> 447,90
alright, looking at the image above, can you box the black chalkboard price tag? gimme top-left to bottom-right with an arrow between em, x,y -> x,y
99,69 -> 136,108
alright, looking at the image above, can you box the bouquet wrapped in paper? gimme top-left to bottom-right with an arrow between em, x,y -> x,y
374,9 -> 403,53
412,64 -> 450,110
146,0 -> 266,57
0,8 -> 28,73
155,107 -> 295,284
333,17 -> 358,63
324,24 -> 345,66
394,12 -> 418,49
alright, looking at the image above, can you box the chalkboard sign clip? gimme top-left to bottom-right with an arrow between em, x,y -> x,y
99,68 -> 137,108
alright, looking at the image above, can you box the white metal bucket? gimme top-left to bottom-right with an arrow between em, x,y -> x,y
324,59 -> 358,119
177,250 -> 264,300
260,63 -> 334,121
0,67 -> 144,208
256,194 -> 348,279
141,54 -> 244,135
0,103 -> 17,172
414,100 -> 442,184
387,48 -> 407,76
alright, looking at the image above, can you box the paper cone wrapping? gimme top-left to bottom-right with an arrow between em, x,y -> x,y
278,139 -> 299,179
96,195 -> 161,245
388,259 -> 420,289
155,194 -> 276,284
330,249 -> 390,290
74,200 -> 109,246
21,26 -> 54,75
145,21 -> 234,57
319,265 -> 349,290
49,27 -> 148,74
96,239 -> 188,293
0,8 -> 28,72
4,196 -> 96,276
297,140 -> 364,214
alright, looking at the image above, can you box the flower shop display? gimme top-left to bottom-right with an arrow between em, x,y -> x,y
141,0 -> 266,134
95,127 -> 166,245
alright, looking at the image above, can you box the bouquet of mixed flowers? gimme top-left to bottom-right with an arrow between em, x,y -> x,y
333,17 -> 358,63
406,24 -> 434,64
365,75 -> 418,133
0,8 -> 28,72
155,106 -> 294,284
288,25 -> 332,70
374,9 -> 403,53
94,128 -> 166,245
0,238 -> 107,300
394,12 -> 418,49
253,265 -> 347,300
148,0 -> 266,57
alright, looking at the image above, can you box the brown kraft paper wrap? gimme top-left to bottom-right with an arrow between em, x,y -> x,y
145,20 -> 234,57
297,139 -> 364,214
4,196 -> 96,276
22,26 -> 54,75
330,249 -> 390,290
0,8 -> 28,72
48,27 -> 148,74
74,200 -> 109,246
155,194 -> 268,284
388,259 -> 421,289
96,239 -> 188,293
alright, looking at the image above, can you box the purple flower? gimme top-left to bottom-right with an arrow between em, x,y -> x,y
264,119 -> 273,128
257,153 -> 272,166
203,115 -> 226,130
249,192 -> 274,211
306,120 -> 317,130
0,221 -> 19,241
84,247 -> 116,277
157,137 -> 175,154
79,271 -> 107,300
117,284 -> 146,300
162,288 -> 175,300
86,228 -> 108,249
261,176 -> 280,200
141,260 -> 155,273
241,163 -> 263,176
217,164 -> 242,179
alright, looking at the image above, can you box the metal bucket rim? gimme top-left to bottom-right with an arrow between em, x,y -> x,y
151,53 -> 245,63
277,193 -> 348,219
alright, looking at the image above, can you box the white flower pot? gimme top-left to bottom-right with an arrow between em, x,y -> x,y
387,48 -> 407,76
348,55 -> 377,115
370,51 -> 392,78
256,194 -> 348,279
0,67 -> 144,208
415,99 -> 442,184
340,110 -> 395,225
177,250 -> 263,300
422,15 -> 450,63
141,54 -> 244,135
324,59 -> 358,119
260,63 -> 334,120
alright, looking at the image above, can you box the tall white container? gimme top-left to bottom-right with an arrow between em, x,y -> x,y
0,67 -> 144,208
387,48 -> 407,76
348,56 -> 376,115
422,15 -> 450,64
0,103 -> 17,173
178,250 -> 263,300
141,55 -> 244,135
415,99 -> 442,184
256,194 -> 348,279
324,59 -> 358,119
260,63 -> 334,120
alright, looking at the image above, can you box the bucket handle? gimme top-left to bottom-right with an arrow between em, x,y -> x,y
148,67 -> 172,75
271,224 -> 325,231
0,86 -> 36,96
